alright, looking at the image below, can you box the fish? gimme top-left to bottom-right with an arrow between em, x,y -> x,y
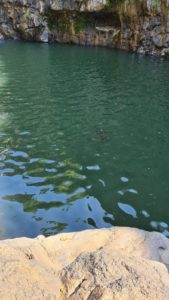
96,127 -> 108,141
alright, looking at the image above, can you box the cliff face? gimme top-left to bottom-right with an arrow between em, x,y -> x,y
0,0 -> 169,56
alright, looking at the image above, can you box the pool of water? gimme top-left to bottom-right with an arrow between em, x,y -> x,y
0,41 -> 169,239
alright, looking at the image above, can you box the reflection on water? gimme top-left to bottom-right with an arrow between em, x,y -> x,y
0,41 -> 169,238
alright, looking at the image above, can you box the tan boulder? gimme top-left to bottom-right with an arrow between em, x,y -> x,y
0,227 -> 169,299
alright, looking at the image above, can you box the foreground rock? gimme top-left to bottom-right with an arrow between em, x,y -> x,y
0,0 -> 169,56
0,227 -> 169,299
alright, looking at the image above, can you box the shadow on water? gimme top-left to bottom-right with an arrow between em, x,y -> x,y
0,41 -> 169,238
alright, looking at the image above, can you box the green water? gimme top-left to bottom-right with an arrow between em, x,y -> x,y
0,41 -> 169,239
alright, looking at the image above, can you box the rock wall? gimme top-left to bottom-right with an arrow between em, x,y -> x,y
0,0 -> 169,56
0,227 -> 169,299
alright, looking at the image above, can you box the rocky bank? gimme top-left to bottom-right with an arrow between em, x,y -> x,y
0,0 -> 169,56
0,227 -> 169,299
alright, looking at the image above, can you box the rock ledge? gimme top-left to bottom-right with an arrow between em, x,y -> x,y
0,227 -> 169,299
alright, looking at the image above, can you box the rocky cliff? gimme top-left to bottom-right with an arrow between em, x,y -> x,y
0,227 -> 169,299
0,0 -> 169,56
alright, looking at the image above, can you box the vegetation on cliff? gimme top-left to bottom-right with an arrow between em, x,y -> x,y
0,0 -> 169,55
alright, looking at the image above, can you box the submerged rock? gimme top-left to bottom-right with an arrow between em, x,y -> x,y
0,227 -> 169,299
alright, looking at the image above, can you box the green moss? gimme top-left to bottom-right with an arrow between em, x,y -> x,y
73,14 -> 94,33
24,8 -> 29,21
151,0 -> 158,9
47,13 -> 60,31
24,7 -> 29,22
47,15 -> 57,31
104,0 -> 113,11
47,12 -> 72,33
74,17 -> 86,33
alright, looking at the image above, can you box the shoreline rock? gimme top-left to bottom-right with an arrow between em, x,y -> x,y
0,226 -> 169,299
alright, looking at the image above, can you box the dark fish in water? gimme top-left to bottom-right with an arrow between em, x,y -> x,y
96,127 -> 108,141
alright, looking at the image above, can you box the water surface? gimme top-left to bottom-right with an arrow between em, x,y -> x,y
0,41 -> 169,238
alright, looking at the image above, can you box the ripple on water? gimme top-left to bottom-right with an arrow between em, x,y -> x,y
120,176 -> 129,183
0,42 -> 169,238
118,202 -> 137,218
